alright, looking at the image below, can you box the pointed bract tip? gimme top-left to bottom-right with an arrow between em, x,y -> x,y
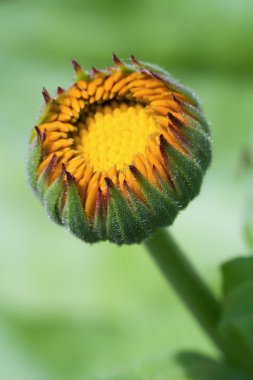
104,176 -> 113,187
171,93 -> 183,106
47,153 -> 57,172
34,126 -> 42,140
112,53 -> 122,66
152,164 -> 157,173
139,68 -> 147,75
34,125 -> 46,142
42,128 -> 47,142
66,170 -> 74,183
150,70 -> 162,80
57,86 -> 64,95
61,163 -> 66,176
159,134 -> 171,162
171,93 -> 177,102
159,133 -> 167,147
139,67 -> 162,81
62,164 -> 74,183
123,179 -> 131,191
71,59 -> 81,73
167,112 -> 181,126
130,55 -> 141,66
129,164 -> 138,175
42,87 -> 51,103
91,66 -> 100,75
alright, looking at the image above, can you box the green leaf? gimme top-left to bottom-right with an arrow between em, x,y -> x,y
27,131 -> 42,196
62,177 -> 96,243
244,177 -> 253,251
177,352 -> 248,380
93,351 -> 248,380
221,257 -> 253,296
219,257 -> 253,376
43,173 -> 64,225
106,179 -> 149,245
130,166 -> 179,227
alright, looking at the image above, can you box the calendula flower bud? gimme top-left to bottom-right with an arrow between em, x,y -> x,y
27,55 -> 211,245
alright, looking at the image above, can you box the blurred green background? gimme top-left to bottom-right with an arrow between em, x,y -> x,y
0,0 -> 253,379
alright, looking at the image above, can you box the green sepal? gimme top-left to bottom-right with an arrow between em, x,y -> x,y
177,99 -> 210,134
123,182 -> 158,236
36,171 -> 47,200
105,178 -> 149,245
221,257 -> 253,296
62,174 -> 96,243
168,113 -> 211,171
27,128 -> 43,196
36,154 -> 58,200
43,170 -> 65,225
166,80 -> 199,108
244,177 -> 253,251
71,59 -> 90,81
183,115 -> 212,170
37,101 -> 54,125
28,57 -> 212,246
76,70 -> 89,82
134,60 -> 200,108
93,189 -> 108,241
152,165 -> 180,204
218,256 -> 253,377
160,135 -> 203,207
129,166 -> 179,227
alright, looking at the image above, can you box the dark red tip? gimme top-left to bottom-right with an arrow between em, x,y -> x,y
171,93 -> 177,102
71,59 -> 81,73
91,66 -> 100,75
152,164 -> 158,174
159,133 -> 174,161
34,125 -> 46,142
167,118 -> 187,144
141,67 -> 156,78
159,134 -> 167,148
171,93 -> 183,105
42,153 -> 58,183
129,164 -> 139,176
159,134 -> 167,157
167,112 -> 182,128
104,177 -> 113,187
123,179 -> 131,191
47,153 -> 57,172
139,68 -> 147,75
150,70 -> 163,80
130,55 -> 141,66
41,127 -> 47,142
57,86 -> 64,95
34,126 -> 42,140
62,164 -> 74,183
112,53 -> 122,66
139,67 -> 163,82
61,163 -> 66,176
42,87 -> 51,103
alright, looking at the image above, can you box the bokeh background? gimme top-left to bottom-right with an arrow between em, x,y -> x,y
1,0 -> 253,379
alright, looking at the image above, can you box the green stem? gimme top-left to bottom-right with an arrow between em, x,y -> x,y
144,227 -> 222,350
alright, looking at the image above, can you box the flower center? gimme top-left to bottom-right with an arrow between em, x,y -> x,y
76,101 -> 159,172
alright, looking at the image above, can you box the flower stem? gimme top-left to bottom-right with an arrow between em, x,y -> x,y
144,227 -> 222,350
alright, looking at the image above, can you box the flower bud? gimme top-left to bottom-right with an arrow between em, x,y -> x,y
27,55 -> 211,244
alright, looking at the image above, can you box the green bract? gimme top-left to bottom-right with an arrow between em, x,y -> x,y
28,56 -> 211,244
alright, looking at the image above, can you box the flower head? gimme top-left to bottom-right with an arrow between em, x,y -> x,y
28,55 -> 211,244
